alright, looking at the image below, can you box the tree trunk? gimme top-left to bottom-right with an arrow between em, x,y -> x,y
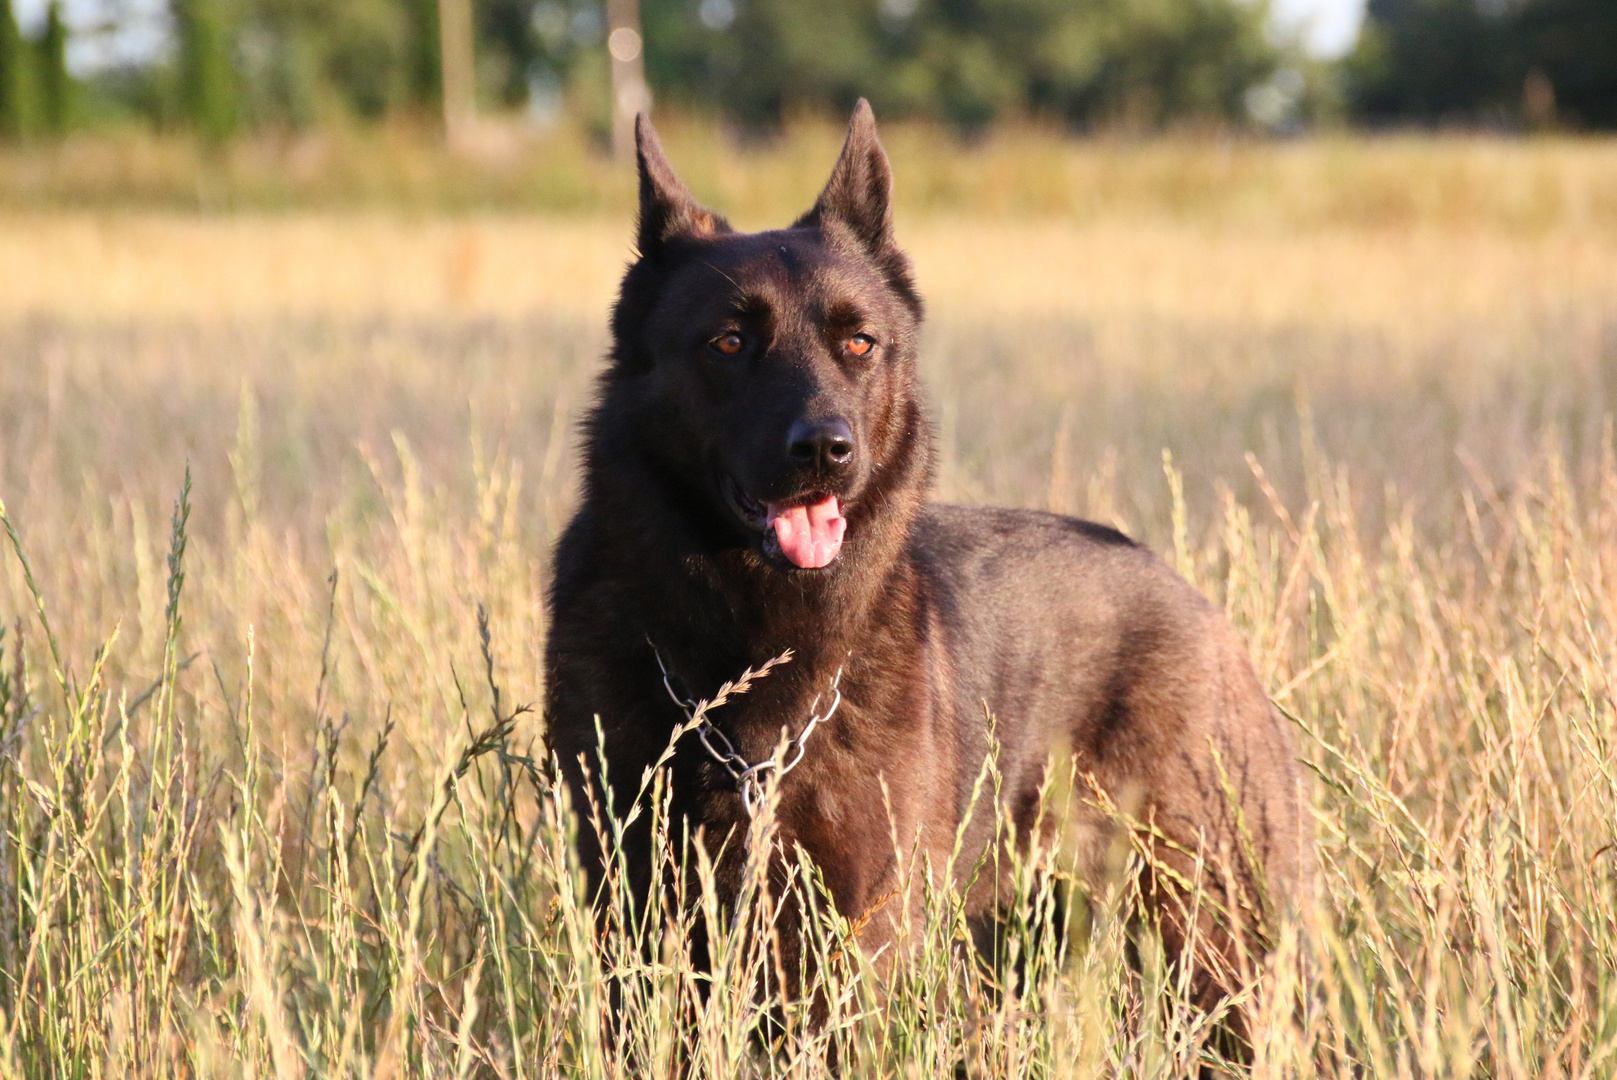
438,0 -> 475,144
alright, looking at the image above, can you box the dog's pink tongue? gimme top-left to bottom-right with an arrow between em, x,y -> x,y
768,495 -> 845,569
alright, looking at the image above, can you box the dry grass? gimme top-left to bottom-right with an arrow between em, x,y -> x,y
1,133 -> 1616,1077
5,117 -> 1617,228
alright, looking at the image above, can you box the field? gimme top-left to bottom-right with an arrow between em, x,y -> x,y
1,127 -> 1616,1077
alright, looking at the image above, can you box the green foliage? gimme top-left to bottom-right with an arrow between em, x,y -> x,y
7,0 -> 1617,139
1515,0 -> 1617,127
405,0 -> 440,107
320,0 -> 412,117
176,0 -> 240,140
1344,0 -> 1517,123
233,0 -> 414,126
680,0 -> 891,128
37,2 -> 69,135
1347,0 -> 1617,128
479,0 -> 541,107
0,0 -> 29,140
1029,0 -> 1281,128
626,0 -> 1282,131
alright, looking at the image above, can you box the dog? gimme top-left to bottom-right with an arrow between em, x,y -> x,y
544,100 -> 1308,1040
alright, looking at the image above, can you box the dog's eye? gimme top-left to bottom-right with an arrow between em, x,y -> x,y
846,334 -> 877,357
712,332 -> 745,356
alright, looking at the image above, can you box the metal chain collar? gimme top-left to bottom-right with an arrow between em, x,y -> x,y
651,644 -> 844,819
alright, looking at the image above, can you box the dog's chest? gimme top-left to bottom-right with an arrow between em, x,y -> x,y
678,673 -> 958,914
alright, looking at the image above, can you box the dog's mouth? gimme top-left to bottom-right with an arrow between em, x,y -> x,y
723,476 -> 847,570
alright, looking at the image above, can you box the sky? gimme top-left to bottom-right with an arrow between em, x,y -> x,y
15,0 -> 171,73
1273,0 -> 1367,57
14,0 -> 1368,77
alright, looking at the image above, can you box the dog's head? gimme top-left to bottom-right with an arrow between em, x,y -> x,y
606,101 -> 926,573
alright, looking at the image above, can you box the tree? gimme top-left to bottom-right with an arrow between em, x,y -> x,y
629,0 -> 1280,131
406,0 -> 440,108
1515,0 -> 1617,127
439,0 -> 475,135
38,1 -> 69,135
82,0 -> 1290,134
176,0 -> 239,140
1346,0 -> 1617,128
230,0 -> 414,126
999,0 -> 1281,128
1344,0 -> 1516,123
0,0 -> 28,139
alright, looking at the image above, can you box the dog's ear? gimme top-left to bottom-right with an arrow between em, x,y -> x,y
796,100 -> 921,316
635,114 -> 729,258
795,99 -> 896,257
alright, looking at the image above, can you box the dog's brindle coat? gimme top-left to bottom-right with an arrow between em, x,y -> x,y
546,102 -> 1307,1017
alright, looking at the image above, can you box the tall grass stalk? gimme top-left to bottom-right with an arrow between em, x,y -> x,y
1,407 -> 1614,1076
2,146 -> 1615,1073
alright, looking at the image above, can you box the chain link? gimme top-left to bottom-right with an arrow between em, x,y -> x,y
651,643 -> 844,819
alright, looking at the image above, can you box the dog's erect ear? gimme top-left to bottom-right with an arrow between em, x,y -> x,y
795,99 -> 895,256
635,114 -> 728,258
795,100 -> 921,316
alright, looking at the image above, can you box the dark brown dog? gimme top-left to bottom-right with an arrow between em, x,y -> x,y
545,101 -> 1308,1029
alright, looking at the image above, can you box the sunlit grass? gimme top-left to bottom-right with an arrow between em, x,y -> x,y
3,118 -> 1617,229
1,133 -> 1615,1076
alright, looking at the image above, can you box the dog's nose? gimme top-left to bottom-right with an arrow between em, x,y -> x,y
786,417 -> 855,470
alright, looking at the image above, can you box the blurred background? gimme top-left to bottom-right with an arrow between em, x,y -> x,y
0,0 -> 1614,158
0,0 -> 1614,147
0,0 -> 1610,147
